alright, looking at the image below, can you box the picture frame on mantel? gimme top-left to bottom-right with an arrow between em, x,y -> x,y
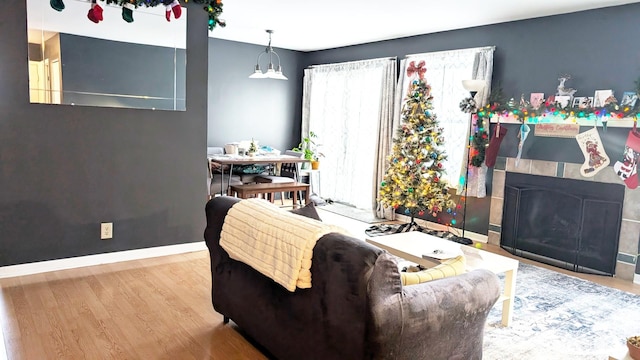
573,96 -> 594,109
593,90 -> 614,107
554,96 -> 571,108
621,92 -> 638,108
530,93 -> 544,108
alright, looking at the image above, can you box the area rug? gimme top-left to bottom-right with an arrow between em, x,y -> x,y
483,263 -> 640,359
320,202 -> 385,224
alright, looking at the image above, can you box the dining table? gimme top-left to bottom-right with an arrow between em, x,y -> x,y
208,153 -> 309,195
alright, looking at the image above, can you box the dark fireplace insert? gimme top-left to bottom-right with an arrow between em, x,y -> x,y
500,172 -> 624,276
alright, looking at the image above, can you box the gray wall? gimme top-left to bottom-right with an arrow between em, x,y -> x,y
208,38 -> 304,152
0,2 -> 209,266
302,3 -> 640,235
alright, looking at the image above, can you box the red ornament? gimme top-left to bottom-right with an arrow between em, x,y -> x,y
418,210 -> 424,216
437,163 -> 442,168
434,177 -> 439,182
416,159 -> 421,164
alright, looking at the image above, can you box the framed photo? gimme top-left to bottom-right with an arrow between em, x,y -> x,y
581,97 -> 593,109
555,96 -> 571,108
621,91 -> 638,108
572,97 -> 584,108
593,90 -> 613,107
530,93 -> 544,108
546,95 -> 555,105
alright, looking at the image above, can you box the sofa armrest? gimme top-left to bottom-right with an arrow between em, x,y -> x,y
368,253 -> 500,360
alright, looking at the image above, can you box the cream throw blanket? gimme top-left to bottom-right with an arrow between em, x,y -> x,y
220,199 -> 343,292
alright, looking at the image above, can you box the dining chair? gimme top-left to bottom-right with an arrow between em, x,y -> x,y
207,147 -> 242,198
254,150 -> 304,205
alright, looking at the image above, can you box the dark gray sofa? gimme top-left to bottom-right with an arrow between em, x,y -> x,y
204,196 -> 501,360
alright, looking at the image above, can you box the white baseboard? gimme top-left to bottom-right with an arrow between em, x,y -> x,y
395,214 -> 488,243
0,241 -> 208,279
635,273 -> 640,285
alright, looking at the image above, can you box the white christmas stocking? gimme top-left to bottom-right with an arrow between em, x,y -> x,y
515,124 -> 530,166
575,127 -> 610,177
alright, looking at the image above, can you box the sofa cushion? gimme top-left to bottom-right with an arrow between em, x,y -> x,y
290,202 -> 322,221
401,255 -> 466,286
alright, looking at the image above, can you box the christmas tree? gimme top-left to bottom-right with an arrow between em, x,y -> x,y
379,63 -> 456,232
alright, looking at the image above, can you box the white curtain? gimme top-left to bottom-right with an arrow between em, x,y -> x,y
395,47 -> 494,195
301,58 -> 396,210
463,50 -> 495,198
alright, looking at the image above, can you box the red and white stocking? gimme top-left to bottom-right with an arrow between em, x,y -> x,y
87,0 -> 103,23
575,128 -> 610,177
165,0 -> 182,22
613,126 -> 640,189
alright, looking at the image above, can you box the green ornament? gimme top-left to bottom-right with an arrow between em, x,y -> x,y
408,188 -> 414,193
381,181 -> 386,187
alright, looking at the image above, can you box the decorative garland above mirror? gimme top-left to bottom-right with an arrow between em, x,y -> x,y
49,0 -> 225,30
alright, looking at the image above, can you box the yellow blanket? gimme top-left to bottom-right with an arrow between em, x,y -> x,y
220,198 -> 343,292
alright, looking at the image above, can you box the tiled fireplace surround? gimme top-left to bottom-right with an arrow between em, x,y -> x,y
488,157 -> 640,283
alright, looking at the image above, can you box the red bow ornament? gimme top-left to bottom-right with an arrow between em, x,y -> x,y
406,60 -> 426,79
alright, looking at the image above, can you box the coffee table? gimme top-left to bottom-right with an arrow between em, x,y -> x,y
366,231 -> 519,327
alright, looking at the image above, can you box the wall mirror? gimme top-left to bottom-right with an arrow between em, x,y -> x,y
27,0 -> 187,111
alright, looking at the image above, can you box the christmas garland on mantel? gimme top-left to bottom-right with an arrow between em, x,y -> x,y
50,0 -> 225,30
460,82 -> 640,167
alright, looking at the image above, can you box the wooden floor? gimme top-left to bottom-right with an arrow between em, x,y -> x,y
0,205 -> 638,359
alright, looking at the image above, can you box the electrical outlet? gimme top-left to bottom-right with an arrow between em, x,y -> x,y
101,222 -> 113,240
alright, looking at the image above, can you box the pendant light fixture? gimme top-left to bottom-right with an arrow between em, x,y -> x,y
249,30 -> 288,80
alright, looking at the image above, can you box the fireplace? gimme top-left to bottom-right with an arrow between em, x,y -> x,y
500,172 -> 625,276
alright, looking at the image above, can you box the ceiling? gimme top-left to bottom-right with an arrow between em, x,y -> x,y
208,0 -> 640,51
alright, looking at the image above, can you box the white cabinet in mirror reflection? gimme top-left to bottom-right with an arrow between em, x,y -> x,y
27,0 -> 187,111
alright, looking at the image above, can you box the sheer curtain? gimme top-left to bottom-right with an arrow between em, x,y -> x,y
394,47 -> 494,194
463,50 -> 495,198
301,58 -> 396,210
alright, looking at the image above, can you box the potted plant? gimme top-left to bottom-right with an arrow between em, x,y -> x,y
247,138 -> 258,157
628,336 -> 640,360
294,131 -> 323,169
